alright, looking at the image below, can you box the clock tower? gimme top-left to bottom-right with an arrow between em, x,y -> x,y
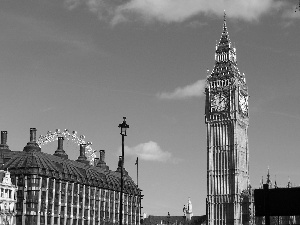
205,14 -> 250,225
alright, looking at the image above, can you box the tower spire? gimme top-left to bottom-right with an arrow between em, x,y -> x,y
223,10 -> 227,32
266,167 -> 272,188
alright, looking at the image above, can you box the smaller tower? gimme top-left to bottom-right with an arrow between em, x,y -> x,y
266,167 -> 273,188
186,198 -> 193,221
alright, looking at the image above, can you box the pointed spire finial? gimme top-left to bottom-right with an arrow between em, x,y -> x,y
266,166 -> 272,187
260,176 -> 264,188
223,10 -> 227,31
287,177 -> 291,188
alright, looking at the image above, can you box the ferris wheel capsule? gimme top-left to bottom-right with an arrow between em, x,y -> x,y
79,135 -> 85,140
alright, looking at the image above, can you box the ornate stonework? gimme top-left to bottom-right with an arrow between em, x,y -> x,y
205,14 -> 250,225
0,170 -> 17,225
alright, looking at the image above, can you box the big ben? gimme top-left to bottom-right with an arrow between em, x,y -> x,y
205,14 -> 250,225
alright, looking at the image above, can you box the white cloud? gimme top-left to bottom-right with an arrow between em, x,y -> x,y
64,0 -> 286,25
157,79 -> 206,100
123,141 -> 172,162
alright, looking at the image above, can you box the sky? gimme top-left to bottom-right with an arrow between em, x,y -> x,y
0,0 -> 300,217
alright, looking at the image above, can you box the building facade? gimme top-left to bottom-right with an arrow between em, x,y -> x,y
205,14 -> 250,225
0,169 -> 17,225
184,198 -> 193,221
0,128 -> 142,225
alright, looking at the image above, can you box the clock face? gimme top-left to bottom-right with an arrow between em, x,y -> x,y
239,92 -> 248,114
211,93 -> 228,112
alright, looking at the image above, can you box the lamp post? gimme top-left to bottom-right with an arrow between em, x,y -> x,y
119,117 -> 129,225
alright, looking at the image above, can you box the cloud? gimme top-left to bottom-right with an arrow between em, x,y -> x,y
64,0 -> 285,25
157,79 -> 206,100
123,141 -> 172,162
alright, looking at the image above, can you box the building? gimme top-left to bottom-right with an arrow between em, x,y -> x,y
143,198 -> 205,225
183,198 -> 193,221
0,169 -> 17,225
205,13 -> 251,225
0,128 -> 142,225
255,169 -> 300,225
142,215 -> 206,225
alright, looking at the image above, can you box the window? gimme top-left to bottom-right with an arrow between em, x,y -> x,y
11,175 -> 16,185
47,216 -> 51,225
17,190 -> 23,198
55,182 -> 60,191
40,216 -> 45,225
90,188 -> 95,197
67,183 -> 72,193
17,177 -> 24,186
79,185 -> 83,196
42,177 -> 47,188
95,188 -> 100,199
49,179 -> 54,189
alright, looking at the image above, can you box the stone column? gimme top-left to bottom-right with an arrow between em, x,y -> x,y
91,187 -> 96,225
75,183 -> 79,225
96,188 -> 101,225
70,183 -> 74,225
112,191 -> 115,224
37,176 -> 42,225
87,186 -> 91,224
51,179 -> 56,225
44,178 -> 49,225
57,181 -> 62,225
63,182 -> 68,225
22,175 -> 28,225
82,185 -> 85,225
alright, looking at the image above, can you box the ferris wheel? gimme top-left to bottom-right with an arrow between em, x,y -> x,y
37,129 -> 96,165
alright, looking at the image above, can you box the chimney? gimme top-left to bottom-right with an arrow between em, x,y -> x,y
31,128 -> 36,142
23,128 -> 41,152
94,157 -> 99,166
100,150 -> 105,162
76,144 -> 89,164
0,131 -> 10,151
1,131 -> 7,145
58,137 -> 63,150
96,150 -> 109,170
54,137 -> 68,159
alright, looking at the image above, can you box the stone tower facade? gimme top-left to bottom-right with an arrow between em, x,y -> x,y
186,197 -> 193,221
205,14 -> 250,225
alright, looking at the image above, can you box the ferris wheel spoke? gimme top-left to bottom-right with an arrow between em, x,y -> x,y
37,129 -> 96,165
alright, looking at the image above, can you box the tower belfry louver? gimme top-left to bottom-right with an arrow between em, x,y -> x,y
205,12 -> 250,225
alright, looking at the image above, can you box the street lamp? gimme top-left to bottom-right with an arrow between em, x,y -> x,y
119,117 -> 129,225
